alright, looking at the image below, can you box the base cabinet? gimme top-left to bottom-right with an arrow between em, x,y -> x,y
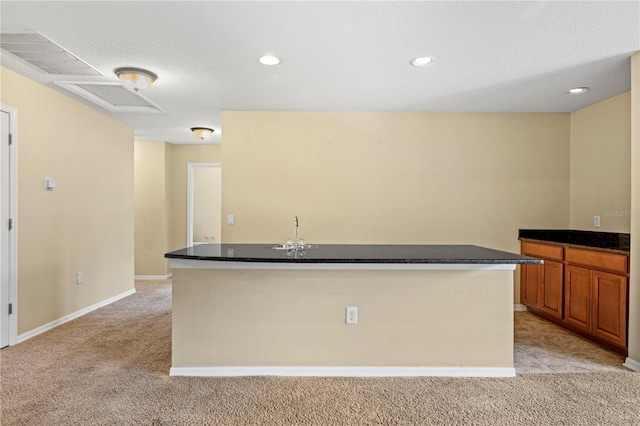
520,242 -> 563,320
591,270 -> 627,347
564,265 -> 591,332
521,241 -> 629,354
521,263 -> 542,309
564,266 -> 627,349
540,260 -> 563,319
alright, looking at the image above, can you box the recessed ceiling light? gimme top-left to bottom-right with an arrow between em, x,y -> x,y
259,55 -> 280,66
567,87 -> 590,95
410,57 -> 434,67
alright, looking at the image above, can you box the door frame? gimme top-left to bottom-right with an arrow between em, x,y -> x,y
1,104 -> 18,347
186,162 -> 221,247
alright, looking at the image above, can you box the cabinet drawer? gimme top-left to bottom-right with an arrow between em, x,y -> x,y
521,241 -> 563,261
565,248 -> 628,274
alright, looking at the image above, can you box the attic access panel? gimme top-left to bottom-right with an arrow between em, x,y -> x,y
55,82 -> 164,113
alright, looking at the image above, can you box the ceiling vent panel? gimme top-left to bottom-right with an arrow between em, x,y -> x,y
0,42 -> 62,52
10,51 -> 78,61
0,32 -> 101,76
55,82 -> 164,113
1,33 -> 50,43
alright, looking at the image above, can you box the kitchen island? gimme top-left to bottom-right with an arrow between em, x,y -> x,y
166,244 -> 540,377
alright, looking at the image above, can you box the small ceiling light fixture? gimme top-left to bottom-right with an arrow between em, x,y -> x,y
259,55 -> 280,66
114,67 -> 158,92
191,127 -> 214,140
567,87 -> 590,95
410,56 -> 434,67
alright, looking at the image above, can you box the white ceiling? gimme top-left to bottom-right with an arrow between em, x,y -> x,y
1,1 -> 639,145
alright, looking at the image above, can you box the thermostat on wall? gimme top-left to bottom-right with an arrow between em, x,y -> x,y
44,177 -> 56,191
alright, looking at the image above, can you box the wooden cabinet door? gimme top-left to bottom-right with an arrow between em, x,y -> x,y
521,263 -> 542,309
592,271 -> 627,347
564,265 -> 591,332
540,260 -> 563,319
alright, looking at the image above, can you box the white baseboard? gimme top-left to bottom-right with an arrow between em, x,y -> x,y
134,273 -> 172,280
623,357 -> 640,372
16,288 -> 136,344
169,366 -> 516,378
514,304 -> 528,312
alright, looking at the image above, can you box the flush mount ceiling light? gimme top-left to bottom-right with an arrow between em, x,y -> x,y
259,55 -> 280,66
114,67 -> 157,92
410,56 -> 434,67
567,87 -> 590,95
191,127 -> 214,140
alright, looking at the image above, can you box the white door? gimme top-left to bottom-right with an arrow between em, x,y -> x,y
1,109 -> 11,348
192,166 -> 222,244
187,163 -> 222,247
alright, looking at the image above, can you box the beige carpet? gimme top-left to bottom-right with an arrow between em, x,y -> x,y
1,281 -> 639,425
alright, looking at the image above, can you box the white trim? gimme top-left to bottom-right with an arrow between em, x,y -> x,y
514,304 -> 528,312
16,288 -> 135,344
169,366 -> 516,378
623,357 -> 640,372
134,273 -> 172,280
1,104 -> 18,346
169,258 -> 518,271
186,162 -> 221,247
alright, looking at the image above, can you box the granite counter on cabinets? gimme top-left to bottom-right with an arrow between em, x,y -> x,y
519,229 -> 630,254
518,229 -> 630,355
166,243 -> 538,378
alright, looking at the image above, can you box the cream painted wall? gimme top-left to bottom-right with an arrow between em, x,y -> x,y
628,52 -> 639,368
166,144 -> 221,251
1,66 -> 134,335
134,141 -> 168,276
570,92 -> 631,232
221,111 -> 570,253
172,268 -> 514,368
134,142 -> 221,273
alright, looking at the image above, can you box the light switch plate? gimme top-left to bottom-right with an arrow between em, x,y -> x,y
44,177 -> 56,190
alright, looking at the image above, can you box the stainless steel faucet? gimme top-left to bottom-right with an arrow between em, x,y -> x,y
272,216 -> 316,251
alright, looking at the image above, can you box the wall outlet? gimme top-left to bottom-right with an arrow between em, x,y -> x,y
77,272 -> 83,284
346,306 -> 358,324
594,215 -> 601,228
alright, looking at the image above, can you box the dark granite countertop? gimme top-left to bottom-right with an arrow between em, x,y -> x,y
165,244 -> 542,264
519,229 -> 630,254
